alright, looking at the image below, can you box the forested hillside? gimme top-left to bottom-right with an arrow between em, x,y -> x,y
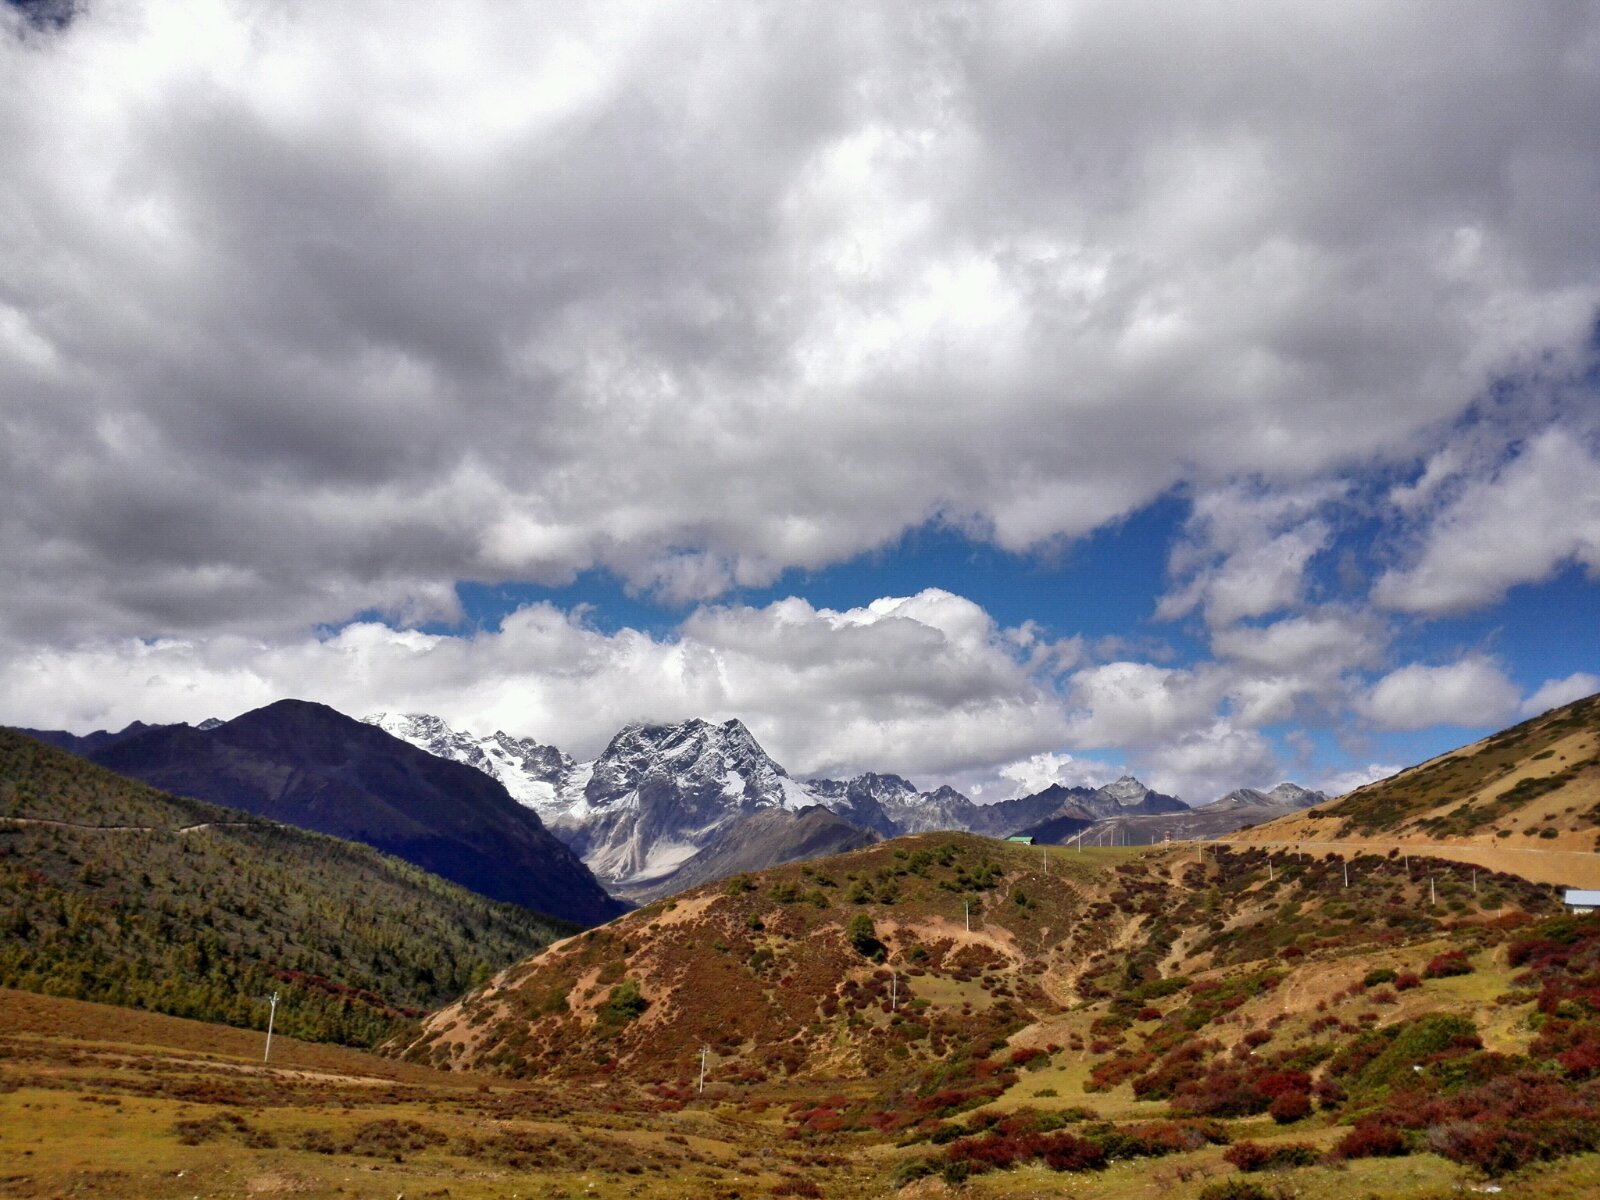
0,729 -> 573,1046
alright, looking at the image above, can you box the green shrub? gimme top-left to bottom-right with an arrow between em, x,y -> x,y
601,978 -> 648,1023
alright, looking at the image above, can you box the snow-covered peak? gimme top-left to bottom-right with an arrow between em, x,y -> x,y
363,712 -> 576,809
586,716 -> 801,811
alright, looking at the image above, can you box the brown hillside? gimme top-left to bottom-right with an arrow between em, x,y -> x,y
1234,691 -> 1600,854
395,834 -> 1559,1088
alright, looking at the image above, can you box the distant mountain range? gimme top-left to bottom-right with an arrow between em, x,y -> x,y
365,711 -> 1321,899
16,700 -> 1328,911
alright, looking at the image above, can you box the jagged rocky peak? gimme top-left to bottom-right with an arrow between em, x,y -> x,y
585,716 -> 809,811
1100,775 -> 1154,805
1209,781 -> 1327,810
1267,782 -> 1326,807
803,771 -> 920,805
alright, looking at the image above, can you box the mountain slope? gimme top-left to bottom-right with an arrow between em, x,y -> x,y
1236,691 -> 1600,848
612,805 -> 878,902
0,729 -> 571,1046
396,832 -> 1559,1088
85,700 -> 624,925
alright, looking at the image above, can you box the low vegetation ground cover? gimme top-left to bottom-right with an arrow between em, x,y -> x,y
370,830 -> 1600,1196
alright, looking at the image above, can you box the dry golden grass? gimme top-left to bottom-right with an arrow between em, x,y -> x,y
0,988 -> 877,1199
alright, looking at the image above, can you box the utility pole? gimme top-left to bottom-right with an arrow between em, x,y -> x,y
1430,876 -> 1437,906
891,972 -> 898,1011
263,991 -> 278,1063
1472,870 -> 1478,896
1343,860 -> 1349,889
699,1046 -> 709,1094
1268,858 -> 1274,882
965,901 -> 970,933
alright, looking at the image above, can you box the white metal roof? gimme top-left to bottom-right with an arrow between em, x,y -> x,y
1563,889 -> 1600,905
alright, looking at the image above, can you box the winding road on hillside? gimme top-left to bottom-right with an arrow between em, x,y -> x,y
0,816 -> 267,835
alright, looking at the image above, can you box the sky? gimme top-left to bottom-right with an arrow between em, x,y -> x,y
2,0 -> 1598,804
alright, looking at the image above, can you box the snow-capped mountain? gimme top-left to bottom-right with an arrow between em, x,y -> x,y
368,710 -> 1236,897
368,713 -> 824,891
563,718 -> 817,884
364,712 -> 577,809
1202,782 -> 1327,813
802,772 -> 975,836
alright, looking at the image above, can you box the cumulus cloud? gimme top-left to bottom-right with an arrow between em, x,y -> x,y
1207,610 -> 1387,725
1159,483 -> 1345,629
1358,657 -> 1522,731
1061,660 -> 1224,749
1374,426 -> 1600,615
1210,612 -> 1385,677
0,589 -> 1078,781
1135,720 -> 1279,805
993,750 -> 1122,798
2,1 -> 1599,644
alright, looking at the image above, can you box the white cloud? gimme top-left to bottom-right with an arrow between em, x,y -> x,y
1315,763 -> 1402,797
1,2 -> 1598,642
1062,661 -> 1222,748
995,750 -> 1122,798
1134,720 -> 1279,805
1374,426 -> 1600,614
0,589 -> 1076,782
1158,483 -> 1344,629
1358,657 -> 1522,731
1211,611 -> 1385,676
1521,672 -> 1600,718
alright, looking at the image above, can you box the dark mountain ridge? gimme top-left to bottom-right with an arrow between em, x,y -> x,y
32,700 -> 624,926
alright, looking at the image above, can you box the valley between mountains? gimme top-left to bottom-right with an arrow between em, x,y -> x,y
3,693 -> 1600,1199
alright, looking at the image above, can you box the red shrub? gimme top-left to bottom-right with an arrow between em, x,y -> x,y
1423,950 -> 1473,979
1424,1121 -> 1539,1176
1394,972 -> 1422,991
1255,1070 -> 1311,1099
1269,1091 -> 1312,1124
1009,1045 -> 1047,1068
1224,1140 -> 1319,1171
1332,1118 -> 1408,1160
